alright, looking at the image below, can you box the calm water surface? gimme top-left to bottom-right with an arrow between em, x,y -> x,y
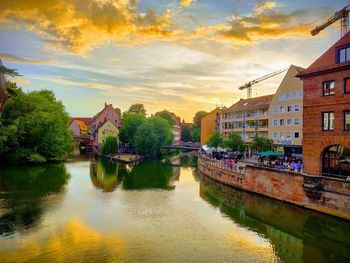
0,154 -> 349,263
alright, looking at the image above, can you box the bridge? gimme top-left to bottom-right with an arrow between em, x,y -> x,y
74,136 -> 94,152
163,142 -> 201,151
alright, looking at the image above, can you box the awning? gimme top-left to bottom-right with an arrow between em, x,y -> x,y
256,151 -> 283,156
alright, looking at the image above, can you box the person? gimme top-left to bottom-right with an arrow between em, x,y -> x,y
296,161 -> 302,173
290,161 -> 295,172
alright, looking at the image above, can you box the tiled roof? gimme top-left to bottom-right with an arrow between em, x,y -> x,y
72,117 -> 91,126
224,94 -> 273,113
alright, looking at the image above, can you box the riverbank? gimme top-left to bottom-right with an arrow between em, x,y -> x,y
198,154 -> 350,220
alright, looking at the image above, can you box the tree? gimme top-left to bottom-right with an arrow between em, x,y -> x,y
134,121 -> 158,156
206,131 -> 223,148
149,116 -> 173,152
154,110 -> 176,126
0,64 -> 21,77
101,136 -> 119,155
120,113 -> 146,146
250,135 -> 273,152
223,132 -> 244,152
193,110 -> 207,128
190,127 -> 200,142
124,103 -> 146,116
0,87 -> 73,164
181,124 -> 191,142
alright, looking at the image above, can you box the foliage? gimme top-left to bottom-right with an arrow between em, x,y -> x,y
193,110 -> 207,128
223,132 -> 244,152
181,124 -> 192,141
101,136 -> 119,155
124,103 -> 147,116
0,65 -> 21,77
5,81 -> 20,97
148,116 -> 173,151
154,110 -> 176,125
206,131 -> 223,148
0,86 -> 73,164
120,113 -> 146,145
190,127 -> 200,142
250,135 -> 274,152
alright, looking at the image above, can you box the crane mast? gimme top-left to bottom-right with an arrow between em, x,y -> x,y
311,5 -> 350,37
238,67 -> 288,99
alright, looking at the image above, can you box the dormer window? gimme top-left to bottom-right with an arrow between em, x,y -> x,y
337,46 -> 350,63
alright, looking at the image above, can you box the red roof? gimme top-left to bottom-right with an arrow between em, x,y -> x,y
224,94 -> 273,112
71,117 -> 91,126
297,31 -> 350,78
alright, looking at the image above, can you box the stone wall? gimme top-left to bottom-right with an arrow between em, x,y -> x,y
198,155 -> 350,220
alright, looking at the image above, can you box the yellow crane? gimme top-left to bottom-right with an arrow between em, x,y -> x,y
311,4 -> 350,37
238,67 -> 288,99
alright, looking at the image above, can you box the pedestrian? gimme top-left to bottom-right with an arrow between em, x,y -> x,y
290,161 -> 295,172
296,161 -> 302,173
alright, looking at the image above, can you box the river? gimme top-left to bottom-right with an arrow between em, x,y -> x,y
0,154 -> 349,263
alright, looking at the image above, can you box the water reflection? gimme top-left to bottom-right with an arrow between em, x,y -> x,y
0,164 -> 70,236
199,174 -> 350,263
90,159 -> 122,192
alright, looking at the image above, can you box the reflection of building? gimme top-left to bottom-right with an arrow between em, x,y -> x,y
221,95 -> 272,143
297,32 -> 350,177
97,119 -> 119,144
69,118 -> 91,136
200,107 -> 223,145
90,161 -> 119,192
268,65 -> 304,157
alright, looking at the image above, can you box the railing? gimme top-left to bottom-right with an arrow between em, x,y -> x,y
199,154 -> 245,174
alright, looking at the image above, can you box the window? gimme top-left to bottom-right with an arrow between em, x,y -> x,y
280,119 -> 284,126
280,106 -> 285,113
322,112 -> 334,131
287,119 -> 292,125
294,132 -> 300,139
286,132 -> 291,138
298,91 -> 303,98
287,105 -> 292,112
279,94 -> 285,101
337,46 -> 350,63
294,118 -> 300,125
294,104 -> 300,112
322,81 -> 335,96
273,119 -> 278,126
273,132 -> 278,138
273,106 -> 278,114
344,111 -> 350,131
286,93 -> 290,100
345,78 -> 350,94
280,132 -> 284,138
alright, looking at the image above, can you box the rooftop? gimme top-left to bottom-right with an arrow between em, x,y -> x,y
224,94 -> 273,113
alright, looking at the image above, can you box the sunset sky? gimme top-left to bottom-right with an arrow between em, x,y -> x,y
0,0 -> 348,121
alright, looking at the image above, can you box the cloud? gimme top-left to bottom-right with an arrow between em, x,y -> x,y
180,0 -> 194,7
0,53 -> 54,64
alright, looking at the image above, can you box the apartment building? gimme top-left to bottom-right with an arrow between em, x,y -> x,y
221,95 -> 272,143
297,32 -> 350,177
268,65 -> 304,158
200,107 -> 222,145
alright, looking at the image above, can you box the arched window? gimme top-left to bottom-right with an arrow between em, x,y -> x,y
322,145 -> 350,178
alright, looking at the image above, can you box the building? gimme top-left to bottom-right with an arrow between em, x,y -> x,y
69,118 -> 91,137
297,32 -> 350,177
97,119 -> 119,145
221,95 -> 272,143
200,107 -> 222,145
91,103 -> 122,145
268,65 -> 304,158
172,124 -> 181,145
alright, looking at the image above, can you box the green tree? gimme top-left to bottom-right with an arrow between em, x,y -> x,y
250,135 -> 273,152
134,121 -> 158,156
154,110 -> 176,125
149,116 -> 173,151
120,113 -> 146,146
206,131 -> 223,148
0,64 -> 21,77
0,87 -> 73,164
191,127 -> 200,142
124,103 -> 147,116
193,110 -> 207,128
223,132 -> 244,152
181,124 -> 191,141
101,136 -> 119,155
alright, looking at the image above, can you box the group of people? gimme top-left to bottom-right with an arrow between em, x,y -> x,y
275,160 -> 302,173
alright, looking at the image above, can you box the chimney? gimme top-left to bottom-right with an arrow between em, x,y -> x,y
104,102 -> 107,107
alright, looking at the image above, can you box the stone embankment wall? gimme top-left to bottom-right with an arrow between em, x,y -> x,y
198,155 -> 350,220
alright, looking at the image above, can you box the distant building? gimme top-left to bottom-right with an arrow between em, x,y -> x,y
69,118 -> 91,136
97,119 -> 119,145
172,124 -> 181,145
91,103 -> 122,145
268,65 -> 304,157
297,32 -> 350,177
201,107 -> 223,145
221,95 -> 272,143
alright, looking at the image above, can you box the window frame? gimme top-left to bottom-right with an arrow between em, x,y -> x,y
294,104 -> 300,112
294,132 -> 300,139
337,45 -> 350,63
344,110 -> 350,131
279,119 -> 284,126
344,77 -> 350,94
322,80 -> 335,96
322,111 -> 335,131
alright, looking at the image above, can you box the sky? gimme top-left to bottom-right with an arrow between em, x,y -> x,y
0,0 -> 348,121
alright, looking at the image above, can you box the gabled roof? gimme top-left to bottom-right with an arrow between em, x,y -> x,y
297,31 -> 350,78
98,119 -> 118,130
224,94 -> 273,113
70,118 -> 91,131
71,117 -> 91,126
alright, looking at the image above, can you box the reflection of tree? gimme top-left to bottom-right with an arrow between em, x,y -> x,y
121,161 -> 176,190
180,154 -> 198,168
90,159 -> 121,192
199,175 -> 350,263
0,164 -> 70,236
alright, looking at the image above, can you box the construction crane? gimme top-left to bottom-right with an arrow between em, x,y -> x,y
311,4 -> 350,37
238,67 -> 288,99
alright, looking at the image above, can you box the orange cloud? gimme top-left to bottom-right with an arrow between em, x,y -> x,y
180,0 -> 194,7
